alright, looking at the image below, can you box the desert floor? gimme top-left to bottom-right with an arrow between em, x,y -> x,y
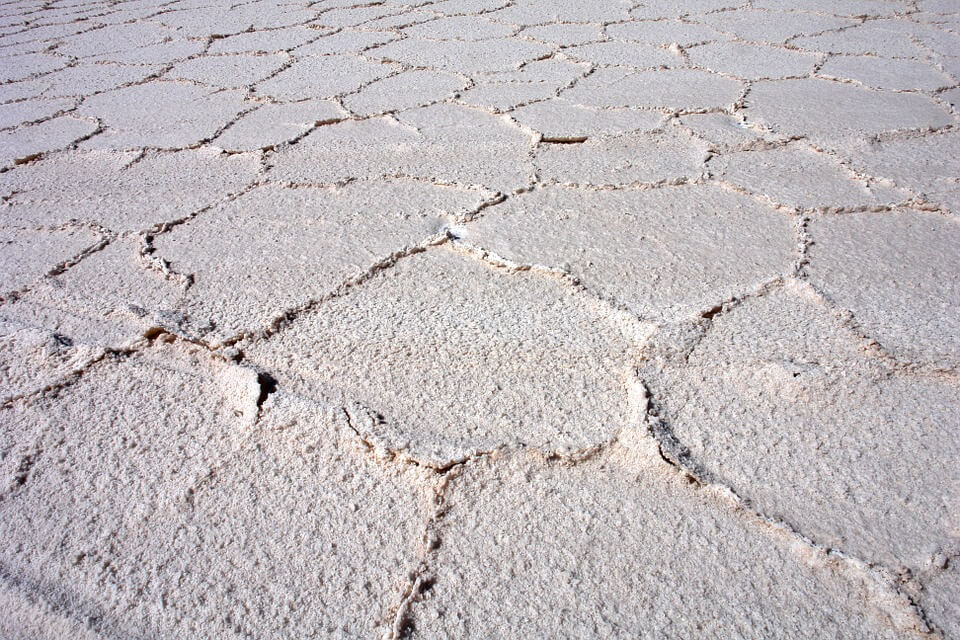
1,0 -> 958,638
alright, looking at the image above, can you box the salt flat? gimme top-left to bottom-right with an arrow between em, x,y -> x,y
0,0 -> 958,637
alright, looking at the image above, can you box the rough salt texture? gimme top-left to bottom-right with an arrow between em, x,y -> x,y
404,445 -> 924,639
834,132 -> 960,215
458,185 -> 796,322
0,321 -> 105,403
268,105 -> 533,192
243,247 -> 649,467
0,340 -> 436,638
0,226 -> 103,294
641,283 -> 960,573
1,149 -> 260,231
709,143 -> 908,210
534,126 -> 710,187
743,78 -> 953,148
806,211 -> 960,369
153,181 -> 488,341
1,0 -> 958,637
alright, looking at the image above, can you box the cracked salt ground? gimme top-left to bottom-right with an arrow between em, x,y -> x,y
806,210 -> 960,369
0,148 -> 260,231
401,445 -> 924,638
709,142 -> 911,210
458,184 -> 796,322
0,339 -> 436,638
242,246 -> 649,467
641,282 -> 959,574
535,125 -> 711,187
268,104 -> 534,192
154,181 -> 491,341
1,0 -> 959,636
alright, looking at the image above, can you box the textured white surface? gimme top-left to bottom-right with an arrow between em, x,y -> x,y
0,0 -> 958,637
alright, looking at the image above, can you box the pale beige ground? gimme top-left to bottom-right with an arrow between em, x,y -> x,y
0,0 -> 958,638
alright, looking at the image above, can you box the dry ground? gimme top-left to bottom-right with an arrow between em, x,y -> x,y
1,0 -> 958,637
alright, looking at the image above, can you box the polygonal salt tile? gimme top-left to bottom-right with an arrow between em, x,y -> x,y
299,0 -> 373,9
917,16 -> 960,33
368,37 -> 552,74
0,237 -> 185,349
243,246 -> 648,467
836,132 -> 960,215
402,15 -> 515,40
919,560 -> 960,639
30,7 -> 106,24
0,116 -> 97,166
0,342 -> 436,637
562,68 -> 742,110
0,22 -> 89,48
83,5 -> 162,25
55,22 -> 179,57
460,184 -> 795,322
293,29 -> 397,56
919,0 -> 960,11
0,320 -> 105,403
488,0 -> 633,23
85,40 -> 206,65
806,210 -> 960,369
0,47 -> 49,62
207,26 -> 319,54
153,181 -> 488,340
754,0 -> 912,16
312,4 -> 404,28
254,54 -> 394,100
932,53 -> 960,85
679,112 -> 779,149
426,0 -> 510,15
818,55 -> 955,91
482,58 -> 586,85
886,22 -> 959,58
792,20 -> 946,57
0,79 -> 52,103
167,53 -> 289,88
917,20 -> 960,54
0,148 -> 260,231
522,23 -> 603,46
642,283 -> 960,572
631,0 -> 742,19
710,143 -> 908,210
361,10 -> 437,31
695,9 -> 856,43
407,447 -> 921,638
38,63 -> 158,98
0,41 -> 54,59
743,78 -> 953,146
0,226 -> 103,294
213,100 -> 345,151
687,41 -> 819,80
897,21 -> 960,56
155,3 -> 315,37
942,87 -> 960,113
0,98 -> 73,129
342,69 -> 467,116
77,82 -> 247,149
535,126 -> 709,187
0,53 -> 67,83
561,41 -> 682,68
269,104 -> 534,192
0,581 -> 101,640
606,19 -> 724,45
155,391 -> 436,637
512,99 -> 664,139
457,82 -> 558,112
